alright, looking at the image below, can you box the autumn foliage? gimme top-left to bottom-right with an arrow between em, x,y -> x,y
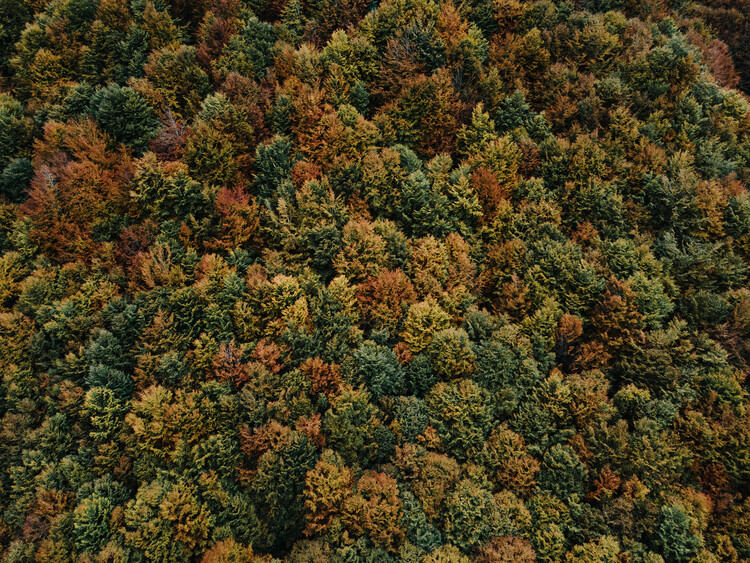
1,0 -> 750,561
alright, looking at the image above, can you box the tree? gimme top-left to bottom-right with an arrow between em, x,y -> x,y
468,135 -> 521,194
655,505 -> 703,563
82,386 -> 128,471
623,34 -> 701,102
456,104 -> 498,159
425,378 -> 492,461
311,274 -> 362,363
401,448 -> 460,520
88,84 -> 161,154
208,186 -> 260,251
300,356 -> 342,398
357,269 -> 418,334
141,45 -> 211,119
531,522 -> 567,563
344,471 -> 404,551
132,155 -> 211,223
124,477 -> 213,561
85,365 -> 133,401
391,396 -> 429,443
483,425 -> 539,496
442,479 -> 501,551
334,220 -> 390,282
354,341 -> 406,398
0,95 -> 33,171
253,136 -> 294,202
183,122 -> 238,187
401,297 -> 451,354
251,431 -> 319,551
21,119 -> 134,263
422,544 -> 471,563
0,0 -> 32,74
72,477 -> 129,555
474,339 -> 540,418
303,449 -> 354,539
539,444 -> 588,500
212,14 -> 276,81
0,158 -> 34,203
192,93 -> 256,177
201,538 -> 270,562
566,536 -> 621,562
476,536 -> 536,562
387,69 -> 463,157
427,328 -> 476,380
399,489 -> 442,552
322,386 -> 384,465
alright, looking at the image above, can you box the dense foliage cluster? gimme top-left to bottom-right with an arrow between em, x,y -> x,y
1,0 -> 750,561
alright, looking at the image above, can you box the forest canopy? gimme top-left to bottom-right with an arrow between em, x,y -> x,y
1,0 -> 750,561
